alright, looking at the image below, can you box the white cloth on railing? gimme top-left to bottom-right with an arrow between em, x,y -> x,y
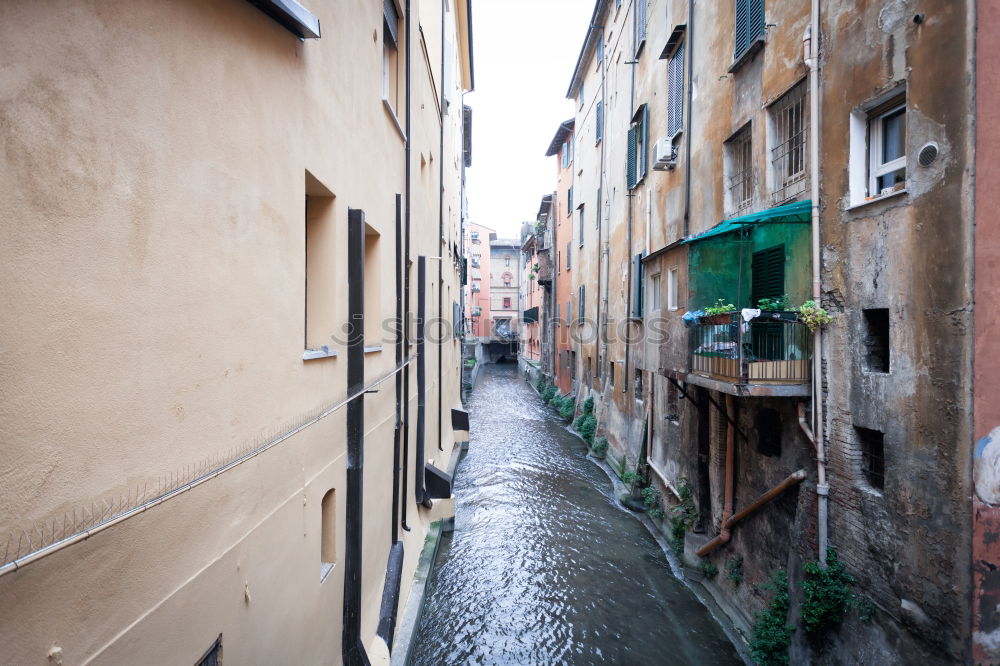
741,308 -> 761,322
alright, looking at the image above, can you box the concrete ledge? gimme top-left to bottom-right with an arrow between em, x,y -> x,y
390,521 -> 445,666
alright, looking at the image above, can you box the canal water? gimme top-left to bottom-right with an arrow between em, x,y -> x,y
409,363 -> 744,665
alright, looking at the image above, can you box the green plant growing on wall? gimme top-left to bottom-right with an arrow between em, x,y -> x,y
641,485 -> 663,519
542,384 -> 557,403
797,300 -> 833,332
750,570 -> 794,666
591,436 -> 608,456
725,555 -> 744,586
464,358 -> 476,368
700,560 -> 719,578
756,295 -> 789,311
528,272 -> 536,281
621,469 -> 639,487
574,412 -> 597,444
532,263 -> 540,272
704,299 -> 736,316
558,397 -> 575,421
536,376 -> 546,393
801,549 -> 856,635
669,478 -> 697,555
582,396 -> 594,415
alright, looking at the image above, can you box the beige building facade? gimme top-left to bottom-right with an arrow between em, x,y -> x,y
0,1 -> 472,664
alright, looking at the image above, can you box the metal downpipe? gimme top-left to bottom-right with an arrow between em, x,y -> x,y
696,394 -> 736,556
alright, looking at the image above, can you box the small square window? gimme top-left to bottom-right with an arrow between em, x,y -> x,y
863,308 -> 890,373
855,426 -> 885,491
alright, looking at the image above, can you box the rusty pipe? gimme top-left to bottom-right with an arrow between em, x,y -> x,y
799,402 -> 829,567
697,395 -> 737,557
697,469 -> 809,558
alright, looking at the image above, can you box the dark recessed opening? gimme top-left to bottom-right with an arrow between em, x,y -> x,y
863,308 -> 890,373
754,408 -> 782,457
855,426 -> 885,490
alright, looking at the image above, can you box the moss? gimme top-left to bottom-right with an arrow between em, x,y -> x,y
750,570 -> 794,666
801,549 -> 856,635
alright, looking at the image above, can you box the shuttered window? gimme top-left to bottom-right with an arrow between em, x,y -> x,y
596,101 -> 604,144
578,204 -> 585,247
734,0 -> 766,60
567,186 -> 573,212
751,245 -> 785,306
667,40 -> 685,138
566,241 -> 571,269
635,0 -> 648,55
627,105 -> 649,190
579,285 -> 586,323
632,252 -> 645,318
596,35 -> 604,71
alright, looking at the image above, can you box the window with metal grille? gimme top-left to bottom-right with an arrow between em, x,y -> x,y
754,408 -> 782,457
596,100 -> 604,144
197,635 -> 223,666
725,124 -> 754,216
578,285 -> 585,323
855,426 -> 885,490
635,0 -> 648,55
667,39 -> 685,138
627,105 -> 649,190
734,0 -> 765,61
578,204 -> 585,247
770,82 -> 808,204
863,308 -> 890,373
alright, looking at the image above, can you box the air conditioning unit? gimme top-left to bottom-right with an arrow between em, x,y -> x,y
653,138 -> 677,171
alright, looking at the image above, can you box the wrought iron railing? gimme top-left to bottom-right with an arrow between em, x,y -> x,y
689,312 -> 811,384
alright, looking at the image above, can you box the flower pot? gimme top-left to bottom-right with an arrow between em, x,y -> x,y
701,313 -> 733,325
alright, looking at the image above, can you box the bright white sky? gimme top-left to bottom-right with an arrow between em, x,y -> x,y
465,0 -> 592,239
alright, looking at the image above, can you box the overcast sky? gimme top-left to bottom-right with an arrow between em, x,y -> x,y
465,0 -> 592,240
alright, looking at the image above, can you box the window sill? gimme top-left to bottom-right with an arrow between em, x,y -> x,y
303,347 -> 338,361
364,346 -> 384,354
320,562 -> 336,582
728,37 -> 765,74
847,188 -> 907,212
383,99 -> 407,142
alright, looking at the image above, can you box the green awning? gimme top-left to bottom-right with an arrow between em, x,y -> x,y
684,200 -> 812,244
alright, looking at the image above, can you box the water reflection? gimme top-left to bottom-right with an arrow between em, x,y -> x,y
410,364 -> 742,665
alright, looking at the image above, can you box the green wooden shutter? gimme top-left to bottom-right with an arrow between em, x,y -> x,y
751,245 -> 785,306
640,105 -> 649,180
749,0 -> 766,45
636,0 -> 648,53
632,252 -> 645,317
668,40 -> 685,137
579,285 -> 585,322
734,0 -> 749,58
627,125 -> 637,189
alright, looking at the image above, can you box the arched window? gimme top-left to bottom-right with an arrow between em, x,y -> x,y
320,489 -> 336,581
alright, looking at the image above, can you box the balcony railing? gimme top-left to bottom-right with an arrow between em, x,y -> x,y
689,311 -> 811,385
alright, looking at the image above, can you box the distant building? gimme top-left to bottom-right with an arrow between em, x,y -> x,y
490,238 -> 521,342
465,222 -> 496,341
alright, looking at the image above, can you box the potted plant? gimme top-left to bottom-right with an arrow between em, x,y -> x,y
798,300 -> 834,331
701,299 -> 736,325
755,295 -> 799,321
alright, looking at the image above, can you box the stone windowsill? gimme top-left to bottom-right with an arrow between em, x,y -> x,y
303,347 -> 338,361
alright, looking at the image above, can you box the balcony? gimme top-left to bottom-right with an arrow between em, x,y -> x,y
686,311 -> 811,397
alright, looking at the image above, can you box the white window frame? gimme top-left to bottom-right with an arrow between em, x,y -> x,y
848,88 -> 907,207
868,103 -> 907,197
667,267 -> 679,311
649,273 -> 661,312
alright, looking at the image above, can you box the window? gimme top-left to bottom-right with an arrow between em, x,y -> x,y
856,426 -> 885,491
578,204 -> 585,247
631,253 -> 645,318
769,82 -> 808,204
505,255 -> 510,267
562,142 -> 570,169
667,267 -> 679,311
579,82 -> 584,110
321,489 -> 336,581
751,245 -> 785,306
305,171 -> 336,355
634,368 -> 644,397
596,100 -> 604,144
557,250 -> 561,274
364,224 -> 381,346
570,134 -> 575,164
596,34 -> 604,71
503,271 -> 511,287
197,635 -> 223,666
725,123 -> 754,216
627,105 -> 649,190
383,0 -> 401,110
849,89 -> 907,206
635,0 -> 648,55
596,187 -> 602,227
503,297 -> 511,309
754,408 -> 782,457
734,0 -> 765,61
863,308 -> 890,373
869,101 -> 907,196
650,273 -> 661,311
609,361 -> 615,387
567,186 -> 573,213
665,381 -> 680,421
566,241 -> 572,269
578,285 -> 585,323
566,299 -> 571,324
471,231 -> 480,242
556,303 -> 561,325
667,39 -> 686,139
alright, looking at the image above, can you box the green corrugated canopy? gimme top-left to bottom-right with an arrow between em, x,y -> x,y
684,199 -> 812,244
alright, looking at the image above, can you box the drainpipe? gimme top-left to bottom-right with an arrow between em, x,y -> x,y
696,395 -> 735,556
437,0 -> 445,453
392,193 -> 402,543
416,256 -> 427,505
401,0 -> 412,533
804,0 -> 828,568
682,0 -> 694,237
624,11 -> 638,395
596,20 -> 608,397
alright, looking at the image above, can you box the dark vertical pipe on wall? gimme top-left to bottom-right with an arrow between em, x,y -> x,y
342,209 -> 370,666
437,0 -> 446,453
416,256 -> 427,505
392,193 -> 402,544
683,0 -> 694,238
401,0 -> 413,533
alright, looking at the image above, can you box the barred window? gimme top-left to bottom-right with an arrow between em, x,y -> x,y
770,82 -> 808,204
725,124 -> 754,216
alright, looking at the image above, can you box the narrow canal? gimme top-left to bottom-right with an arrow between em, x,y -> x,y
409,363 -> 744,665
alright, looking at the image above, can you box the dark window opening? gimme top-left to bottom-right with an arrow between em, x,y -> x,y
856,426 -> 885,490
863,308 -> 890,373
754,408 -> 782,457
634,368 -> 643,397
